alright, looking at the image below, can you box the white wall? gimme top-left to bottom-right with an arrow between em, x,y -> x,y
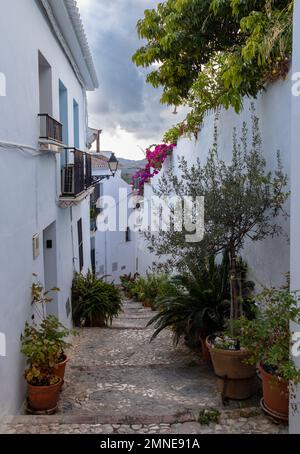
138,77 -> 291,288
0,0 -> 92,415
290,0 -> 300,434
92,171 -> 137,283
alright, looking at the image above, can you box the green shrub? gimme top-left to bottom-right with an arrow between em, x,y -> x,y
127,273 -> 176,308
120,273 -> 140,297
235,287 -> 300,383
72,271 -> 122,327
148,255 -> 234,346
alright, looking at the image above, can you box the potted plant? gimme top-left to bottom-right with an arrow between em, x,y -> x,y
235,288 -> 300,419
192,113 -> 288,399
147,256 -> 231,360
72,271 -> 122,327
21,322 -> 62,411
147,111 -> 288,399
41,315 -> 75,383
31,277 -> 75,383
120,273 -> 140,298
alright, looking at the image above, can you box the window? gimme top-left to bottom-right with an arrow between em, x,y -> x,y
59,80 -> 68,166
77,218 -> 84,271
73,99 -> 79,149
126,227 -> 131,242
38,52 -> 52,115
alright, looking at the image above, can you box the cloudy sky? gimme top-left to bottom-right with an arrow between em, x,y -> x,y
77,0 -> 186,160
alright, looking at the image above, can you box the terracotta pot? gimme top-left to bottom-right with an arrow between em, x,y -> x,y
206,336 -> 256,400
143,299 -> 152,308
199,336 -> 211,364
53,355 -> 69,381
27,379 -> 62,411
259,364 -> 289,417
89,315 -> 106,327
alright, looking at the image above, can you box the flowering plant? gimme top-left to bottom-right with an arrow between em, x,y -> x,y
131,143 -> 175,194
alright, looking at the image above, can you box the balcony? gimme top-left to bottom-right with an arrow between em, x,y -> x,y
59,149 -> 94,207
38,114 -> 64,152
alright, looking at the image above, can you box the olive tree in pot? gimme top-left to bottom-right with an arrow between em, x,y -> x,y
147,108 -> 288,400
234,288 -> 300,420
200,114 -> 288,400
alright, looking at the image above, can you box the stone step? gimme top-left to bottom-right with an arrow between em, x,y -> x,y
0,406 -> 265,427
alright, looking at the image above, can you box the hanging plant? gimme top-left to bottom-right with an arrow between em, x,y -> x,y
131,143 -> 175,194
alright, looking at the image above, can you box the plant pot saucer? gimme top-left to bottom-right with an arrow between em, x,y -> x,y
25,400 -> 58,415
260,398 -> 288,424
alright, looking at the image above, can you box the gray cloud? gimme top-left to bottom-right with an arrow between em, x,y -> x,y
79,0 -> 186,141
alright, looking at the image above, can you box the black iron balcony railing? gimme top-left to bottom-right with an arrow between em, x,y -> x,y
38,114 -> 63,143
61,148 -> 93,198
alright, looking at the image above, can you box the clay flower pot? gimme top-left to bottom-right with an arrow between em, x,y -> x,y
259,364 -> 289,418
27,379 -> 62,411
53,355 -> 69,381
199,336 -> 211,364
206,336 -> 256,400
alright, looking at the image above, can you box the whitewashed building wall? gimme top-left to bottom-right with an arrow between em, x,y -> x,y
92,167 -> 137,284
138,76 -> 291,287
0,0 -> 97,415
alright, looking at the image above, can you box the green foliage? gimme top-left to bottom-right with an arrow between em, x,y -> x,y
121,272 -> 175,309
133,0 -> 293,141
21,278 -> 74,386
148,110 -> 289,321
198,408 -> 220,425
235,288 -> 300,383
72,271 -> 122,327
133,273 -> 175,308
21,316 -> 73,386
147,255 -> 231,346
120,272 -> 141,297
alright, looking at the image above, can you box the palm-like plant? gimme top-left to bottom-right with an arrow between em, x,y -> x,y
72,271 -> 122,327
148,256 -> 231,346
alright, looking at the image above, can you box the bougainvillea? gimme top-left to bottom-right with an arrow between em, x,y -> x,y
131,143 -> 175,194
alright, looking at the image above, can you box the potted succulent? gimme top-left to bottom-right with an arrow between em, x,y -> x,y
21,321 -> 62,411
235,288 -> 300,419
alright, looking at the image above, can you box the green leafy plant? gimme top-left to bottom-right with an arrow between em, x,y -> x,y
21,316 -> 73,386
235,288 -> 300,383
198,408 -> 220,425
21,278 -> 75,386
133,1 -> 293,141
130,273 -> 176,308
120,273 -> 140,296
147,255 -> 231,346
72,271 -> 122,327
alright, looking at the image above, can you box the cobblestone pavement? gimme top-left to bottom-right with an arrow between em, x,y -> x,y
0,298 -> 288,434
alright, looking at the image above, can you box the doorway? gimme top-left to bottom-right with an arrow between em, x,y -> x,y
43,222 -> 58,317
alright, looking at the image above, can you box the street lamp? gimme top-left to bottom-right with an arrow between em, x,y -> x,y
108,152 -> 119,177
95,153 -> 119,182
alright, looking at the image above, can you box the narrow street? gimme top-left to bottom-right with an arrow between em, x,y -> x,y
1,298 -> 287,434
